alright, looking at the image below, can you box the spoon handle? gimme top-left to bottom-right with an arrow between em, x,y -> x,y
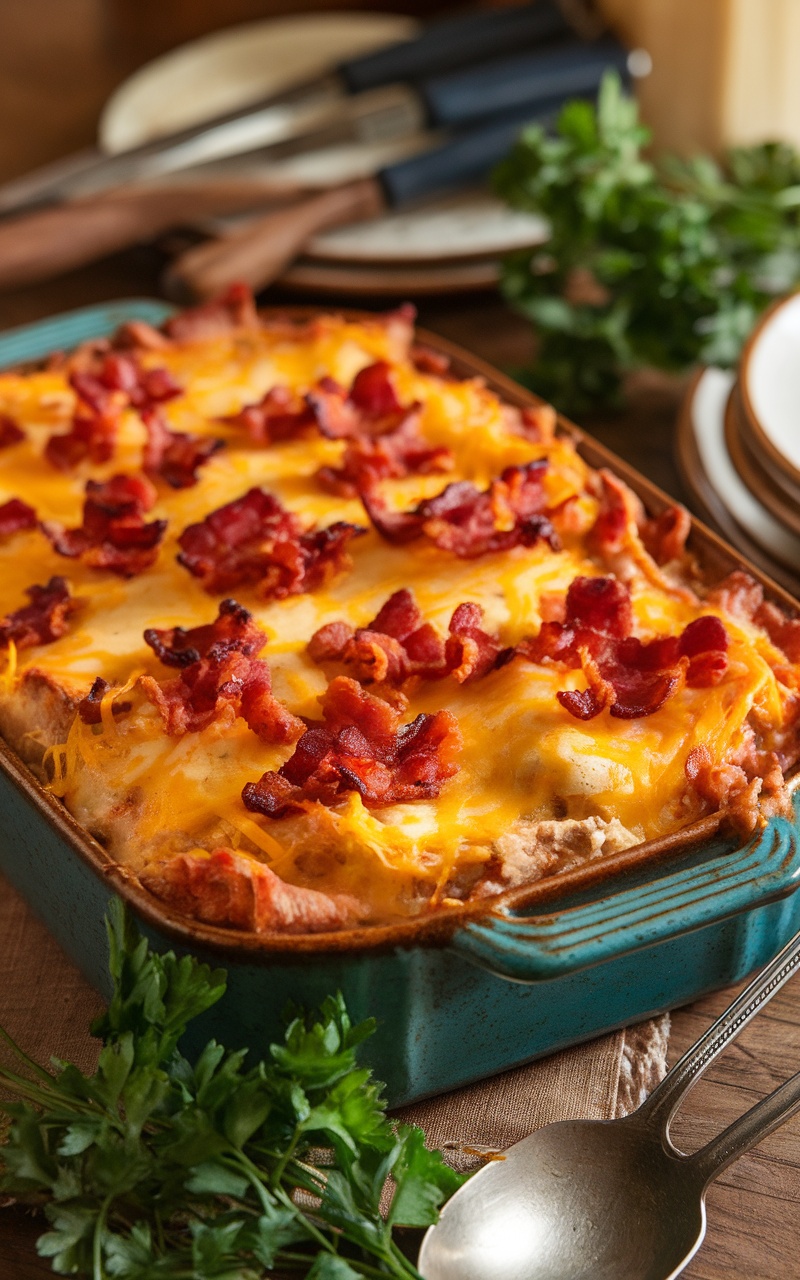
690,1067 -> 800,1183
638,926 -> 800,1136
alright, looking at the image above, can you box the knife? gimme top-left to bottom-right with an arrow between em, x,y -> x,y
0,1 -> 585,217
167,44 -> 636,301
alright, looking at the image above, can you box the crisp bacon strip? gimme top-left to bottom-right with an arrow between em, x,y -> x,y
242,675 -> 461,817
0,498 -> 37,539
317,414 -> 453,498
0,576 -> 78,650
77,676 -> 132,725
308,589 -> 507,686
362,460 -> 560,559
97,352 -> 182,409
45,371 -> 120,471
177,486 -> 366,598
0,414 -> 24,449
519,575 -> 729,720
42,474 -> 166,578
141,407 -> 223,489
221,385 -> 316,444
139,598 -> 302,743
141,848 -> 362,934
164,282 -> 259,342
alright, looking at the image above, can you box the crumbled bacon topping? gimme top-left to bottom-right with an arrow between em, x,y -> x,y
641,504 -> 691,565
317,413 -> 453,498
141,406 -> 223,489
164,282 -> 259,342
241,675 -> 461,818
362,460 -> 560,558
141,848 -> 361,934
0,414 -> 24,449
45,372 -> 120,471
221,385 -> 316,445
686,737 -> 790,838
0,576 -> 78,650
139,598 -> 302,743
77,676 -> 131,725
177,486 -> 366,598
519,575 -> 729,720
308,588 -> 508,687
42,473 -> 166,578
0,497 -> 37,539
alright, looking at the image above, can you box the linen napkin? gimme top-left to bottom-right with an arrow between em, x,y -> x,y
0,872 -> 669,1163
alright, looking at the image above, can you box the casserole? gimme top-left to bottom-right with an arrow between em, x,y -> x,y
2,299 -> 800,1105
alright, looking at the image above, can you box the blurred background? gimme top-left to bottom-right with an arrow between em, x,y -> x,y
4,0 -> 800,186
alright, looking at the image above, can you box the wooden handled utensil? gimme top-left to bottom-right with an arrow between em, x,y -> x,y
165,40 -> 633,300
0,178 -> 304,291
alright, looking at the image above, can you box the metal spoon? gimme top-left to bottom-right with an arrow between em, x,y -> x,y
419,926 -> 800,1280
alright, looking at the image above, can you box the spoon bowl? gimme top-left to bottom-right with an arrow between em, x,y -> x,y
419,925 -> 800,1280
419,1116 -> 706,1280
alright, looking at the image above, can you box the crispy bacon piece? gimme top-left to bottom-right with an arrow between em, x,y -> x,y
0,576 -> 78,650
42,473 -> 166,578
0,414 -> 24,449
308,589 -> 506,687
411,344 -> 450,376
518,403 -> 557,444
77,676 -> 132,725
113,319 -> 171,352
641,504 -> 691,565
0,497 -> 37,539
519,575 -> 729,720
141,848 -> 362,934
686,739 -> 789,838
362,460 -> 560,559
45,371 -> 120,471
177,486 -> 366,598
317,413 -> 453,498
164,282 -> 259,342
221,385 -> 316,444
140,598 -> 302,743
141,407 -> 223,488
143,596 -> 263,667
242,675 -> 461,817
97,353 -> 183,409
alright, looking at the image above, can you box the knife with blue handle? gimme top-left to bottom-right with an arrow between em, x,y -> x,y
0,1 -> 584,217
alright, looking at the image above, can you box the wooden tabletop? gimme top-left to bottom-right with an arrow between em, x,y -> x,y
2,3 -> 800,1271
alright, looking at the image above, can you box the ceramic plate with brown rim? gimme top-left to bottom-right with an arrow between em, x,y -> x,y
724,380 -> 800,539
739,289 -> 800,497
675,365 -> 800,596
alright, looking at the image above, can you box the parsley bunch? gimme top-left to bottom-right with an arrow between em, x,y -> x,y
0,902 -> 462,1278
493,72 -> 800,411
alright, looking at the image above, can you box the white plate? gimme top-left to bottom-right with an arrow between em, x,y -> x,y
689,367 -> 800,571
306,191 -> 548,264
740,290 -> 800,484
99,12 -> 419,152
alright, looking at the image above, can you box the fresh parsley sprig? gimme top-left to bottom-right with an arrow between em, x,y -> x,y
0,901 -> 462,1278
493,72 -> 800,411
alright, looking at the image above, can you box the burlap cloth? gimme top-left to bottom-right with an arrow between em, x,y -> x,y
0,872 -> 670,1172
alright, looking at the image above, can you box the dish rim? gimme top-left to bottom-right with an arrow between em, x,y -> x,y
2,305 -> 799,961
738,288 -> 800,492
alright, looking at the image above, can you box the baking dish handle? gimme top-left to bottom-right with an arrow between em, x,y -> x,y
450,810 -> 800,981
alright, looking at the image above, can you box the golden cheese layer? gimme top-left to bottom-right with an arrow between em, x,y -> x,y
0,307 -> 797,928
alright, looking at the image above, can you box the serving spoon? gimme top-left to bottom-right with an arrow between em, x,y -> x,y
419,925 -> 800,1280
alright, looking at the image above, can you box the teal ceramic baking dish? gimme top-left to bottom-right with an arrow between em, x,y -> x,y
2,300 -> 800,1107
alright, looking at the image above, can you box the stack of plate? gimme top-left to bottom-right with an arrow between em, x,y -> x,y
677,290 -> 800,597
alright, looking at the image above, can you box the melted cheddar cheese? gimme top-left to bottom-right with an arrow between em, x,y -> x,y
1,303 -> 798,931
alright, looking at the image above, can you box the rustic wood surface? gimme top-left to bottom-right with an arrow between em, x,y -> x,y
1,2 -> 800,1274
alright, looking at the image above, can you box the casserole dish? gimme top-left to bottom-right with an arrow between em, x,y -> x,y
2,299 -> 800,1106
